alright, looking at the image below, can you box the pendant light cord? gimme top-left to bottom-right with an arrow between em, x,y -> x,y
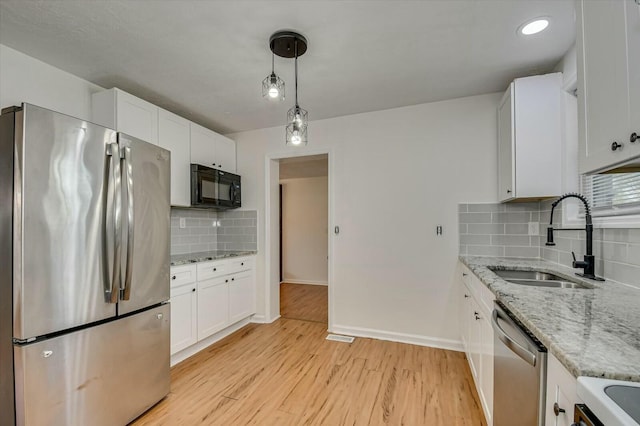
294,39 -> 299,107
271,52 -> 275,74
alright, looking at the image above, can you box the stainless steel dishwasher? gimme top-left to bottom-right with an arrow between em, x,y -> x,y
492,301 -> 548,426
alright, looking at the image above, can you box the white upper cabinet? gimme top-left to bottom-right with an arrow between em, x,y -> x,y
190,122 -> 237,173
158,109 -> 191,206
190,122 -> 217,168
93,87 -> 237,204
214,134 -> 237,173
578,0 -> 640,173
497,73 -> 563,202
92,88 -> 159,145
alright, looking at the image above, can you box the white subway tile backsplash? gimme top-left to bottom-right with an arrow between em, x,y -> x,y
467,203 -> 505,213
468,245 -> 505,256
459,213 -> 492,223
459,201 -> 640,288
171,208 -> 257,254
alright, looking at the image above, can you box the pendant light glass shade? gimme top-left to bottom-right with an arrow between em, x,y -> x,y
262,54 -> 285,101
265,30 -> 309,145
286,105 -> 308,146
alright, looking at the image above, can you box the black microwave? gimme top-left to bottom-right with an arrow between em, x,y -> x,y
191,164 -> 241,209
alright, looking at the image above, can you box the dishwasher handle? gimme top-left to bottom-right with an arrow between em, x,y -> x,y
492,308 -> 537,367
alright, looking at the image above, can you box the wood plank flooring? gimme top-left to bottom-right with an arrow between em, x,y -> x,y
133,318 -> 486,425
280,282 -> 328,324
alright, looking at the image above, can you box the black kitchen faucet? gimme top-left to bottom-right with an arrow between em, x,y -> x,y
545,193 -> 604,281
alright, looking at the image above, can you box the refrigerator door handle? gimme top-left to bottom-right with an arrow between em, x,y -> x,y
105,142 -> 121,303
121,143 -> 134,301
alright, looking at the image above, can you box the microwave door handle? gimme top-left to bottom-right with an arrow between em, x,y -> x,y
229,183 -> 235,203
121,143 -> 134,301
105,143 -> 121,303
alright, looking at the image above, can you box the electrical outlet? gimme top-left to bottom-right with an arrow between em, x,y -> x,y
179,218 -> 186,229
528,222 -> 539,236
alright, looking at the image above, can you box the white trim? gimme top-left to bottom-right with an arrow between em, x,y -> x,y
330,324 -> 464,352
250,314 -> 267,323
281,279 -> 328,286
264,148 -> 335,331
250,314 -> 281,324
170,317 -> 251,367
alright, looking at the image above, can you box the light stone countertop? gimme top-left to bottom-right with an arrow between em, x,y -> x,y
460,256 -> 640,382
171,250 -> 257,266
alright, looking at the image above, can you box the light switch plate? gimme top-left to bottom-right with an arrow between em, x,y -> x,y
528,222 -> 539,236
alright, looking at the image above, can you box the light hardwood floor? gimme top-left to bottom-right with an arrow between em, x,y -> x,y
280,282 -> 328,324
133,318 -> 486,425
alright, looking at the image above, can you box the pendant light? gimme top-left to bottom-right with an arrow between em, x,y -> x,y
268,31 -> 309,146
262,53 -> 285,101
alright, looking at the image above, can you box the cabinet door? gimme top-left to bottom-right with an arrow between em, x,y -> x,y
460,279 -> 471,354
578,0 -> 631,173
159,109 -> 191,206
214,134 -> 237,173
228,271 -> 254,324
627,0 -> 640,155
116,90 -> 159,145
479,313 -> 494,426
190,123 -> 217,168
497,86 -> 515,201
545,353 -> 578,426
170,284 -> 197,355
468,298 -> 481,383
197,276 -> 229,340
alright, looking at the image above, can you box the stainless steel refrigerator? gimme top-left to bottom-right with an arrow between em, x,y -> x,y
0,103 -> 171,425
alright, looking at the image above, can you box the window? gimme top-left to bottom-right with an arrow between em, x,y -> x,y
581,172 -> 640,219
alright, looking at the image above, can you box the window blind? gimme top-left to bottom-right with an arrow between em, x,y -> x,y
581,172 -> 640,217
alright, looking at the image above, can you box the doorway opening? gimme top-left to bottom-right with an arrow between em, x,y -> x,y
278,154 -> 328,324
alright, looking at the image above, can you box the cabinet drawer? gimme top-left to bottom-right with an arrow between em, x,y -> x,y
170,264 -> 196,288
197,260 -> 230,281
227,257 -> 254,275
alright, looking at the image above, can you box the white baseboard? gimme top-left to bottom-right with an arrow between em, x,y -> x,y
251,314 -> 280,324
170,317 -> 251,367
250,314 -> 267,323
330,324 -> 464,352
281,279 -> 328,286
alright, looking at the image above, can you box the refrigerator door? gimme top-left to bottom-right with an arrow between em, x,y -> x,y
117,134 -> 170,315
14,104 -> 118,340
14,304 -> 170,426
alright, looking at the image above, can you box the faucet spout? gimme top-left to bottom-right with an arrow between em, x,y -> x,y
546,193 -> 604,281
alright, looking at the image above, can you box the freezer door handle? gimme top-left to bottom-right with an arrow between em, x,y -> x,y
121,141 -> 134,301
492,309 -> 537,366
105,142 -> 121,303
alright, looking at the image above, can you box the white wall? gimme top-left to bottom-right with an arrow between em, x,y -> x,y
230,93 -> 501,349
281,176 -> 328,285
0,44 -> 103,120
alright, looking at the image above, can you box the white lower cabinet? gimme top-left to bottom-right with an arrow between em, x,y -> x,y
228,270 -> 254,324
545,353 -> 579,426
197,276 -> 229,340
458,263 -> 494,426
170,256 -> 255,357
169,282 -> 198,354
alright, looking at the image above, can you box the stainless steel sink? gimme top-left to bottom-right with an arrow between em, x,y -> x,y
489,268 -> 593,289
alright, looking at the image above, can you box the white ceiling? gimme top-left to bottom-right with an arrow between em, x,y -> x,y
0,0 -> 576,134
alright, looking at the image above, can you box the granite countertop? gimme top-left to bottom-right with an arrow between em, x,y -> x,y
460,256 -> 640,382
171,250 -> 257,266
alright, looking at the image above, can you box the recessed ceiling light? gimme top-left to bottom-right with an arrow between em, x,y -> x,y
519,18 -> 550,36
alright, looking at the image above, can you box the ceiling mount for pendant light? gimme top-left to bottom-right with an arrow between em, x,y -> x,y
267,30 -> 309,146
262,53 -> 285,100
